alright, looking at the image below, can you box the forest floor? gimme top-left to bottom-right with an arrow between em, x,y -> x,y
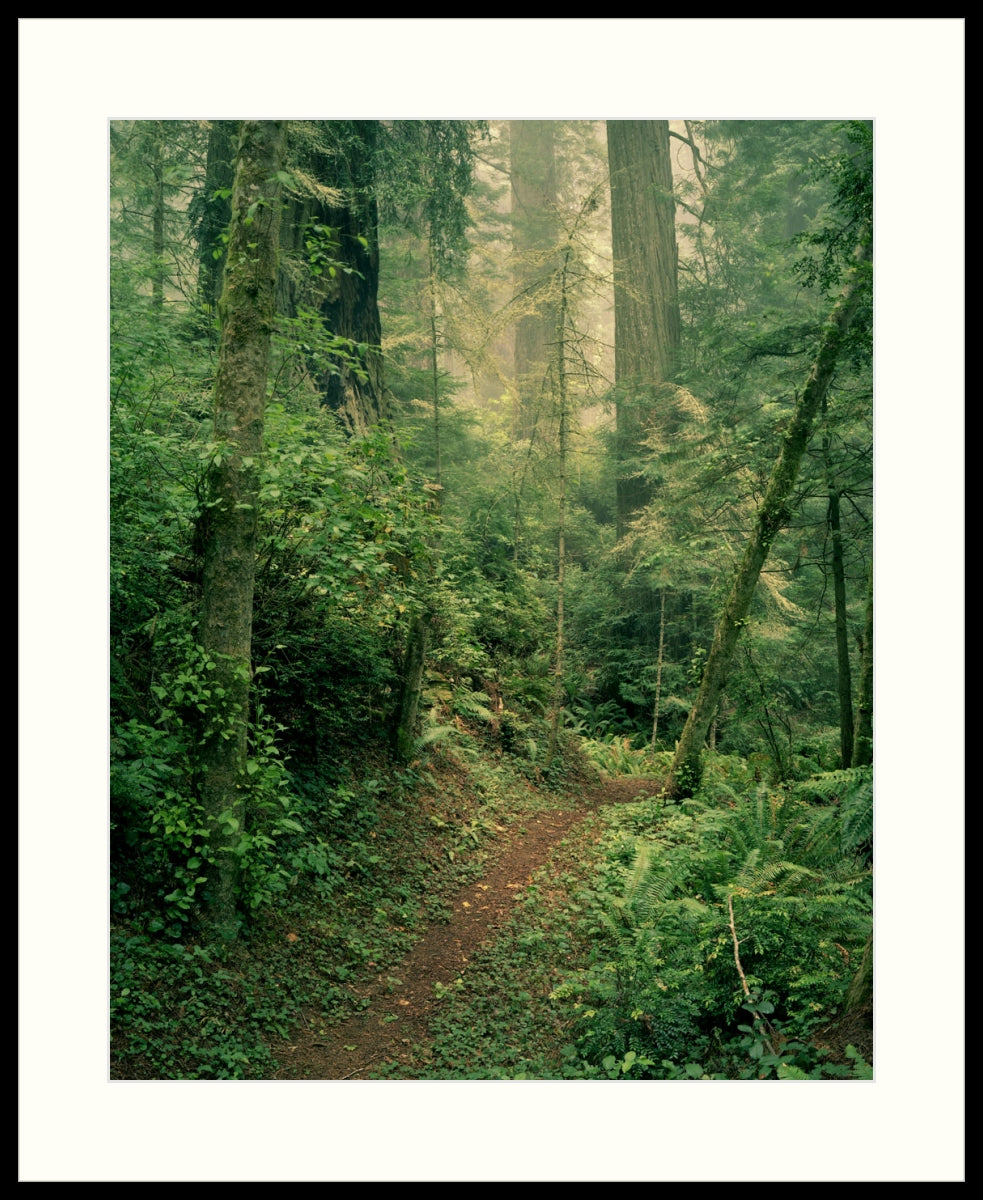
269,775 -> 655,1080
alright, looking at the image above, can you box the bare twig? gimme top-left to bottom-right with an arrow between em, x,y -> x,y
727,892 -> 778,1057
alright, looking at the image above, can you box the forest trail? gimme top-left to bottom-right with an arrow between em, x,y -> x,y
270,776 -> 660,1079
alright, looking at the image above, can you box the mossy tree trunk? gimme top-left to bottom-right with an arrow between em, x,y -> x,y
667,239 -> 872,798
393,612 -> 430,762
198,120 -> 287,941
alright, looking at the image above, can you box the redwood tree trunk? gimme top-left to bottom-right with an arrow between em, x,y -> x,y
606,120 -> 681,539
199,120 -> 287,940
667,239 -> 872,798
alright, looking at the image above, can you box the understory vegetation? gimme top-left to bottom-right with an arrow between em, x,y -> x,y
371,753 -> 872,1082
111,730 -> 872,1080
109,118 -> 874,1080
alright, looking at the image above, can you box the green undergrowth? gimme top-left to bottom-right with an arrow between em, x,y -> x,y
373,755 -> 873,1080
110,738 -> 591,1079
111,740 -> 871,1081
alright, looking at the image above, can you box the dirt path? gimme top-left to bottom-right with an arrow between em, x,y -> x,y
270,777 -> 660,1079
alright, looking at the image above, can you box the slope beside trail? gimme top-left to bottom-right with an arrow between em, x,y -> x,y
270,776 -> 659,1080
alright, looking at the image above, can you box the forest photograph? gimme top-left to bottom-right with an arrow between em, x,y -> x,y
20,17 -> 964,1187
102,114 -> 879,1084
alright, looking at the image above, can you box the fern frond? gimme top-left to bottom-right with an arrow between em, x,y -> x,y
453,690 -> 494,723
413,724 -> 457,752
794,767 -> 873,859
718,853 -> 816,901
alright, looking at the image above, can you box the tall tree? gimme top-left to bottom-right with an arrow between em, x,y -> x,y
606,120 -> 681,539
277,120 -> 388,434
667,236 -> 872,798
510,120 -> 559,441
198,120 -> 288,940
544,240 -> 573,768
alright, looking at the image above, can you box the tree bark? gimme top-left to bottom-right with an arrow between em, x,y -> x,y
198,120 -> 287,940
851,569 -> 873,767
606,120 -> 681,539
667,238 -> 872,798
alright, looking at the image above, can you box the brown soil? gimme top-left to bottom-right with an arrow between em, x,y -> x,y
270,775 -> 656,1079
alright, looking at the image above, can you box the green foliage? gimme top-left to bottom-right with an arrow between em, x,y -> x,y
793,766 -> 873,863
544,766 -> 872,1078
111,629 -> 301,931
792,121 -> 873,297
582,737 -> 668,779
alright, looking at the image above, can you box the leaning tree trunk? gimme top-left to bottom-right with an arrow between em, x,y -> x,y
198,120 -> 287,940
667,238 -> 872,798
